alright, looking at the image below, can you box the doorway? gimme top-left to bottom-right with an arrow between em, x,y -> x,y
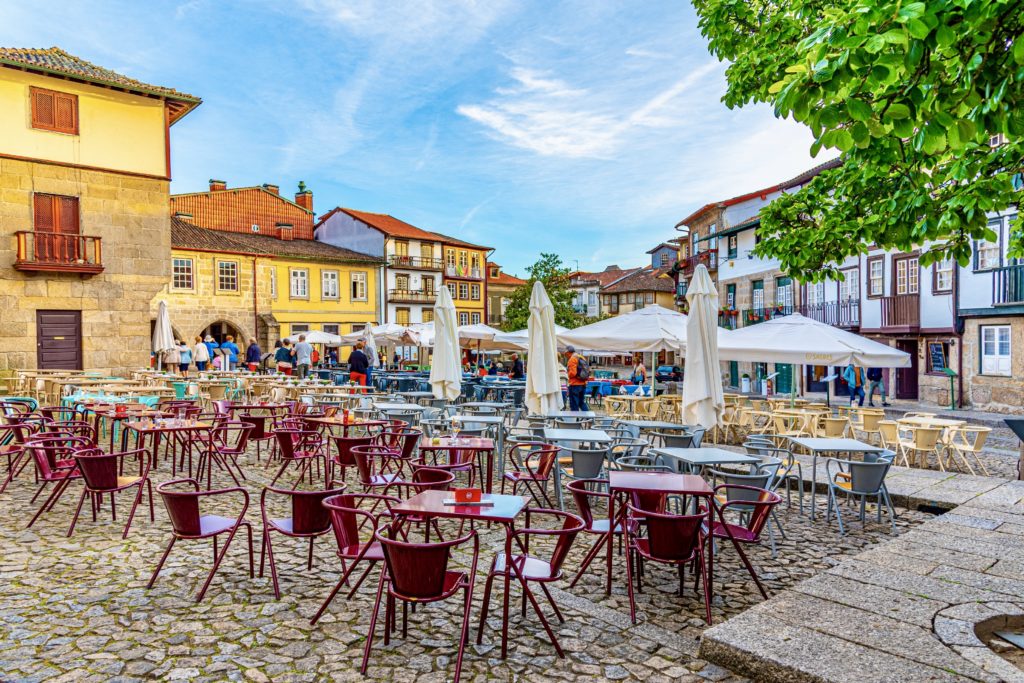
895,339 -> 919,399
37,310 -> 82,370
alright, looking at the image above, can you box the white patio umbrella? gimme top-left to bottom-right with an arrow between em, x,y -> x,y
494,324 -> 571,351
302,330 -> 343,345
428,286 -> 461,401
361,325 -> 379,369
152,300 -> 175,370
526,281 -> 564,415
682,265 -> 723,429
338,323 -> 419,346
717,313 -> 912,367
557,304 -> 689,353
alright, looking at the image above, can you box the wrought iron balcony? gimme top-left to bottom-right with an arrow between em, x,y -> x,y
679,250 -> 717,277
718,311 -> 739,330
14,231 -> 103,275
879,293 -> 920,331
993,265 -> 1024,305
797,300 -> 860,328
742,304 -> 793,326
387,255 -> 444,270
388,288 -> 435,303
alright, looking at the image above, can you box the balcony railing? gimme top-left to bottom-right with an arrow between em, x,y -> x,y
680,250 -> 717,277
718,311 -> 739,330
14,231 -> 103,275
388,255 -> 444,270
880,293 -> 920,330
798,300 -> 860,328
993,264 -> 1024,305
388,288 -> 436,303
444,265 -> 483,280
742,304 -> 793,326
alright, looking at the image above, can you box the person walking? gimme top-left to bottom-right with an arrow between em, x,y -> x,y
509,353 -> 525,380
632,360 -> 647,385
246,338 -> 262,373
566,346 -> 590,411
221,335 -> 240,371
193,336 -> 210,372
164,343 -> 181,375
177,340 -> 192,376
843,364 -> 866,407
275,339 -> 293,375
866,367 -> 890,407
292,334 -> 313,379
348,341 -> 370,386
203,336 -> 219,363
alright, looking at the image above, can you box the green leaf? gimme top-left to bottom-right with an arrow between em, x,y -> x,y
851,122 -> 870,147
956,119 -> 976,144
847,98 -> 872,121
865,34 -> 885,53
906,20 -> 930,40
768,79 -> 787,94
885,103 -> 911,119
935,25 -> 955,48
1014,38 -> 1024,65
897,2 -> 926,20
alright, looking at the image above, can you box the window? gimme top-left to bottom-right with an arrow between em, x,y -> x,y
660,252 -> 670,267
727,234 -> 738,259
290,269 -> 309,298
471,312 -> 481,324
839,268 -> 859,301
394,240 -> 408,257
646,292 -> 654,304
445,249 -> 456,267
975,218 -> 1002,270
423,276 -> 435,294
459,312 -> 469,326
33,193 -> 79,235
981,325 -> 1011,376
458,283 -> 469,300
395,274 -> 410,291
471,254 -> 480,269
707,223 -> 718,251
395,308 -> 410,325
217,261 -> 239,292
458,251 -> 468,269
422,308 -> 434,323
171,258 -> 193,290
290,323 -> 310,335
490,267 -> 499,278
30,87 -> 78,134
588,292 -> 597,306
323,324 -> 340,336
752,280 -> 764,310
322,270 -> 339,299
420,242 -> 434,259
1005,214 -> 1020,265
351,272 -> 367,301
471,284 -> 480,300
894,256 -> 919,295
270,267 -> 277,298
867,256 -> 884,297
933,259 -> 953,293
776,277 -> 793,308
726,283 -> 736,308
806,281 -> 824,307
447,282 -> 457,298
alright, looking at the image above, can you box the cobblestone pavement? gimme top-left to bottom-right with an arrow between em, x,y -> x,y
0,441 -> 933,682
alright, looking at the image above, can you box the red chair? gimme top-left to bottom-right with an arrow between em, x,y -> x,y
624,503 -> 711,624
212,400 -> 233,417
351,444 -> 404,492
259,485 -> 347,599
24,436 -> 90,528
710,484 -> 783,600
0,421 -> 39,494
68,447 -> 154,538
416,446 -> 476,487
272,428 -> 327,488
375,427 -> 421,476
383,467 -> 455,541
40,420 -> 97,444
236,408 -> 277,461
501,443 -> 558,507
363,526 -> 479,682
148,478 -> 254,602
476,509 -> 583,658
310,493 -> 399,625
39,406 -> 80,422
329,434 -> 375,485
566,478 -> 622,587
196,421 -> 254,488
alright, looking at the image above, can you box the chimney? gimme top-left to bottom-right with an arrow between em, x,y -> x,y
209,179 -> 226,191
173,212 -> 194,223
262,183 -> 279,195
294,180 -> 313,212
277,223 -> 294,241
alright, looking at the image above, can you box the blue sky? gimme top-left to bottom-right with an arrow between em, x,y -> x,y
3,1 -> 825,275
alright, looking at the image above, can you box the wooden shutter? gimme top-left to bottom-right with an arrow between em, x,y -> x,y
30,87 -> 78,134
33,194 -> 56,232
55,93 -> 78,133
57,196 -> 80,234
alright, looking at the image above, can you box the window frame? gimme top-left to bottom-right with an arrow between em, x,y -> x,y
171,257 -> 194,291
727,234 -> 738,260
980,324 -> 1012,376
751,279 -> 765,310
471,312 -> 481,325
270,267 -> 277,299
30,87 -> 79,135
290,323 -> 310,336
422,308 -> 434,323
458,312 -> 469,326
290,268 -> 310,300
322,323 -> 341,336
458,283 -> 469,300
931,259 -> 954,294
892,254 -> 920,296
321,269 -> 340,300
839,266 -> 859,301
447,282 -> 457,298
974,218 -> 1003,272
470,283 -> 481,300
395,307 -> 411,326
866,255 -> 885,298
350,271 -> 367,301
216,260 -> 240,293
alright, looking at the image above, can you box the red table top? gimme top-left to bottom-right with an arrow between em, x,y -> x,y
390,489 -> 526,522
306,417 -> 387,428
233,404 -> 289,411
124,419 -> 212,433
419,436 -> 495,450
608,471 -> 712,495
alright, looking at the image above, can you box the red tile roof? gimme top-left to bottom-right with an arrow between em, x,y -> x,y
571,266 -> 639,287
430,230 -> 491,251
171,186 -> 315,240
487,262 -> 526,286
601,266 -> 675,294
0,47 -> 200,123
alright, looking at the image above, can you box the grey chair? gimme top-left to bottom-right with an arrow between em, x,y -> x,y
656,431 -> 693,449
553,417 -> 592,430
561,445 -> 611,481
610,438 -> 650,464
614,453 -> 671,472
688,427 -> 707,448
825,458 -> 896,534
383,410 -> 420,427
744,442 -> 804,514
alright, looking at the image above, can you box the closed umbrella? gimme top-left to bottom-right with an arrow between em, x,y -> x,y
682,265 -> 723,429
361,325 -> 379,368
526,281 -> 564,415
152,300 -> 175,371
429,286 -> 461,401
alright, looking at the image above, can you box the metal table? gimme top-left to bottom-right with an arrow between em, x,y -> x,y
652,447 -> 760,474
542,428 -> 612,508
788,437 -> 884,519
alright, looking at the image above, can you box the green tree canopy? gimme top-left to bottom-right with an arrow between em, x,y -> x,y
693,0 -> 1024,280
500,253 -> 582,331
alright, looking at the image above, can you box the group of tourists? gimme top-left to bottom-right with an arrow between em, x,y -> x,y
161,335 -> 250,375
843,364 -> 891,407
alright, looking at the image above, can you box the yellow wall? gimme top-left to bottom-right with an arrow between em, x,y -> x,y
443,246 -> 487,324
269,259 -> 378,339
0,68 -> 167,177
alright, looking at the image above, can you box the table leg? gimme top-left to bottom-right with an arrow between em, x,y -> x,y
485,448 -> 494,494
500,522 -> 512,658
605,491 -> 615,595
809,450 -> 818,520
553,460 -> 564,509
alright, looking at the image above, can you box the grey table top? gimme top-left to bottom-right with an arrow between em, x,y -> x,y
373,402 -> 430,412
461,401 -> 511,409
542,428 -> 612,443
653,447 -> 760,466
617,420 -> 690,431
787,437 -> 883,453
452,415 -> 504,424
544,411 -> 597,419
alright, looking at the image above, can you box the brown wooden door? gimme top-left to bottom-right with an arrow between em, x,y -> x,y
37,310 -> 82,370
895,339 -> 918,399
33,194 -> 80,263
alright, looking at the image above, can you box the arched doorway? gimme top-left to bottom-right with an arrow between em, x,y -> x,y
199,321 -> 246,345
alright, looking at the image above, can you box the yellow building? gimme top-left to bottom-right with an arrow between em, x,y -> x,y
436,233 -> 491,326
0,47 -> 199,371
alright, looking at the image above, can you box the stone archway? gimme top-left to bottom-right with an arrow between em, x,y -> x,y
197,319 -> 251,346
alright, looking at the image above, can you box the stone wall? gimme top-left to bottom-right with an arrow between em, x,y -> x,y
960,316 -> 1024,412
0,158 -> 170,373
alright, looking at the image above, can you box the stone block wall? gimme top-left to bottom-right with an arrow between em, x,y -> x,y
0,158 -> 170,373
960,317 -> 1024,412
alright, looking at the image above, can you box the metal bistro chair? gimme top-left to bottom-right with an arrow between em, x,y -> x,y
68,447 -> 154,539
709,485 -> 782,600
825,457 -> 896,534
502,442 -> 559,508
566,478 -> 622,587
743,441 -> 804,514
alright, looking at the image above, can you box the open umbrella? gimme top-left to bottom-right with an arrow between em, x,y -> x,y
682,265 -> 723,429
429,286 -> 461,401
152,301 -> 175,371
302,330 -> 343,345
557,304 -> 689,353
526,281 -> 564,415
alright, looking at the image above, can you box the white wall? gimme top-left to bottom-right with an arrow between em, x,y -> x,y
316,212 -> 385,257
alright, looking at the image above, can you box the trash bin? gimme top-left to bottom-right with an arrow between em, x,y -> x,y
1004,418 -> 1024,481
740,377 -> 751,393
